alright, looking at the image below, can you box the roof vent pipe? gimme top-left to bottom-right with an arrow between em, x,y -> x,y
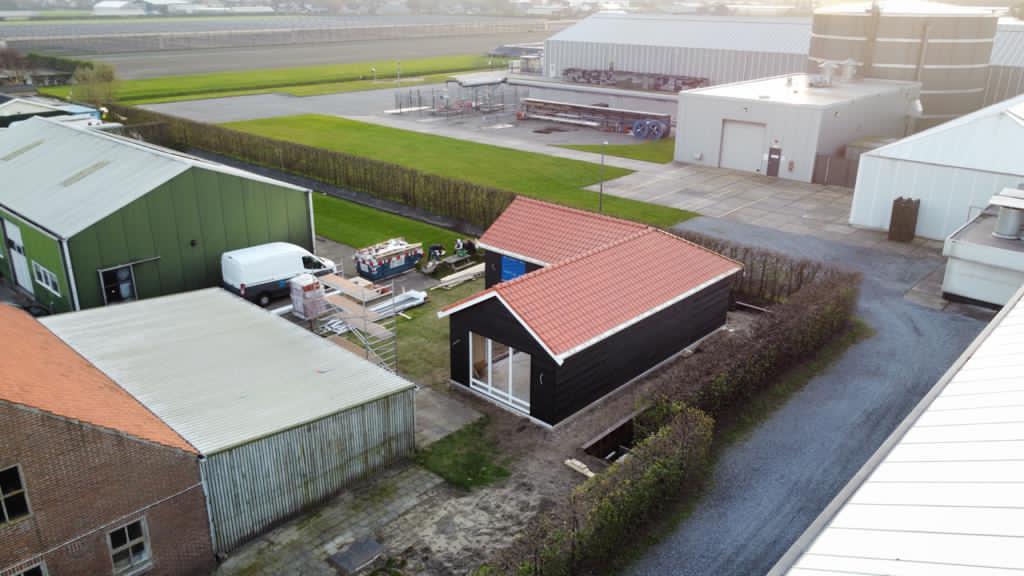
840,58 -> 858,83
993,207 -> 1022,240
818,61 -> 838,86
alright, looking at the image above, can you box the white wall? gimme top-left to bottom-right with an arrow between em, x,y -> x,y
850,157 -> 1023,240
544,40 -> 807,85
816,86 -> 918,157
675,94 -> 824,182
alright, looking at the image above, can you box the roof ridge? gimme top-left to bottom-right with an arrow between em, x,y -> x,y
513,196 -> 647,229
493,227 -> 655,292
651,227 -> 746,268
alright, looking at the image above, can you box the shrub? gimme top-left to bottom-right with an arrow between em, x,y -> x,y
106,104 -> 516,229
494,405 -> 714,576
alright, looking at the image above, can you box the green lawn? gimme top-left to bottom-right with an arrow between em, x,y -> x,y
229,115 -> 693,227
560,138 -> 676,164
39,54 -> 501,104
313,194 -> 462,251
415,416 -> 510,490
397,278 -> 482,387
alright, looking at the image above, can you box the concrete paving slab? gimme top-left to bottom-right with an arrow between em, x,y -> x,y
415,386 -> 481,448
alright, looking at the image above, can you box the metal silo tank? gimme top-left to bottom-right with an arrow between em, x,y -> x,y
809,1 -> 998,131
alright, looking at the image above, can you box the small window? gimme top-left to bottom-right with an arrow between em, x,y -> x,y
108,519 -> 151,575
31,262 -> 61,297
100,266 -> 136,305
0,465 -> 31,524
302,255 -> 324,270
16,563 -> 47,576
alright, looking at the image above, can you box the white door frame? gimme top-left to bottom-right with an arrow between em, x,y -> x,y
3,219 -> 33,295
469,332 -> 530,413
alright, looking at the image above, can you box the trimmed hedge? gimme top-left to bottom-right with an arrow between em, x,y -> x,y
493,405 -> 714,576
107,104 -> 516,229
27,53 -> 93,73
485,233 -> 862,575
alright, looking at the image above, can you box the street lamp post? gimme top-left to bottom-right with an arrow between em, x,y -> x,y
599,141 -> 608,213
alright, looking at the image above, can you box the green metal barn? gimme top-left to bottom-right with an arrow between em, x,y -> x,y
0,116 -> 314,312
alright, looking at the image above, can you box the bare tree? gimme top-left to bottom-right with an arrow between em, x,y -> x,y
70,63 -> 119,105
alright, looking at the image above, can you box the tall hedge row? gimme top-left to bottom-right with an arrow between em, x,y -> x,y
491,405 -> 714,576
27,53 -> 93,73
108,104 -> 516,229
486,234 -> 862,576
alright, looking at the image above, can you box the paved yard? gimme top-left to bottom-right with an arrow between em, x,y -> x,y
625,216 -> 991,576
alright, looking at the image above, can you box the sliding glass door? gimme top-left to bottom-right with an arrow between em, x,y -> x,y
469,332 -> 531,413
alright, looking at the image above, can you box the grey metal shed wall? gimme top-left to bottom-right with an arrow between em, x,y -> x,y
544,40 -> 806,85
199,389 -> 415,552
985,65 -> 1024,106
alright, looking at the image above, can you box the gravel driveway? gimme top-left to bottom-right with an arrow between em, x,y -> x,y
625,216 -> 989,576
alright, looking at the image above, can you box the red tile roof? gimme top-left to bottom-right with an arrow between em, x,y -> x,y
444,229 -> 742,362
0,305 -> 195,453
479,197 -> 647,265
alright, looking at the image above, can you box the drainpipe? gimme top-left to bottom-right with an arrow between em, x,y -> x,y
60,239 -> 81,311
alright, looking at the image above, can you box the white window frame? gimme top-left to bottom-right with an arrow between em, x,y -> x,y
107,518 -> 152,576
0,464 -> 32,525
468,332 -> 530,413
98,264 -> 138,306
31,262 -> 61,297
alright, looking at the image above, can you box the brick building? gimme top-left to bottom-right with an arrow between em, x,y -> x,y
0,305 -> 215,576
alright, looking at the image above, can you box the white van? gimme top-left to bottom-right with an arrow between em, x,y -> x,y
221,242 -> 336,306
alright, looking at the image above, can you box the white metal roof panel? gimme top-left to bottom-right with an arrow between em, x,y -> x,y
993,20 -> 1024,67
41,288 -> 415,455
773,286 -> 1024,575
864,92 -> 1024,176
0,117 -> 307,238
547,13 -> 812,55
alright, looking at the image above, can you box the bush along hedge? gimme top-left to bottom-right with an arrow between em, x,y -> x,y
484,234 -> 862,575
27,53 -> 93,73
493,405 -> 714,576
106,104 -> 516,230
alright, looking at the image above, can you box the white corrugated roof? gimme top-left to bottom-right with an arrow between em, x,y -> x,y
993,19 -> 1024,68
688,74 -> 917,108
546,13 -> 812,54
772,286 -> 1024,576
41,288 -> 415,455
816,0 -> 999,17
0,117 -> 307,239
864,92 -> 1024,175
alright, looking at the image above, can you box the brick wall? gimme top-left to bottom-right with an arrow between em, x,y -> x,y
0,402 -> 216,576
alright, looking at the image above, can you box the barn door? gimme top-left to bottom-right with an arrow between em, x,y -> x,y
3,220 -> 33,295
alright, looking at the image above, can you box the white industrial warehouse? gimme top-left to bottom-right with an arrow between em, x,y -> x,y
850,93 -> 1024,241
675,72 -> 921,183
41,288 -> 416,553
770,284 -> 1024,575
526,7 -> 1024,122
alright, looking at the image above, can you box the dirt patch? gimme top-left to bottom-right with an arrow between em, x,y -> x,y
373,310 -> 760,574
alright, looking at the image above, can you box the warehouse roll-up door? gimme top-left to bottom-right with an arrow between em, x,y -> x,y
719,120 -> 766,173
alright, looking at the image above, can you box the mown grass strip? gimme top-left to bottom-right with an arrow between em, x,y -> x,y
560,138 -> 676,164
229,114 -> 694,227
415,416 -> 510,490
40,54 -> 501,103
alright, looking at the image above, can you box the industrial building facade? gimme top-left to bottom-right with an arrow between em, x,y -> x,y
851,93 -> 1024,240
41,289 -> 417,552
0,117 -> 314,312
0,306 -> 215,576
675,74 -> 920,183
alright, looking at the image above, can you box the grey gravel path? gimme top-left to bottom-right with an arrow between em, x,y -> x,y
625,216 -> 989,576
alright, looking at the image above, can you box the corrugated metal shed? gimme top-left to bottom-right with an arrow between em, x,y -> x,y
864,93 -> 1024,173
41,288 -> 415,455
547,14 -> 812,53
992,19 -> 1024,67
0,116 -> 307,239
770,285 -> 1024,575
850,93 -> 1024,240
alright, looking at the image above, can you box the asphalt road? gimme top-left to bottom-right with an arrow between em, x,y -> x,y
91,32 -> 548,79
0,14 -> 537,39
625,217 -> 989,576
